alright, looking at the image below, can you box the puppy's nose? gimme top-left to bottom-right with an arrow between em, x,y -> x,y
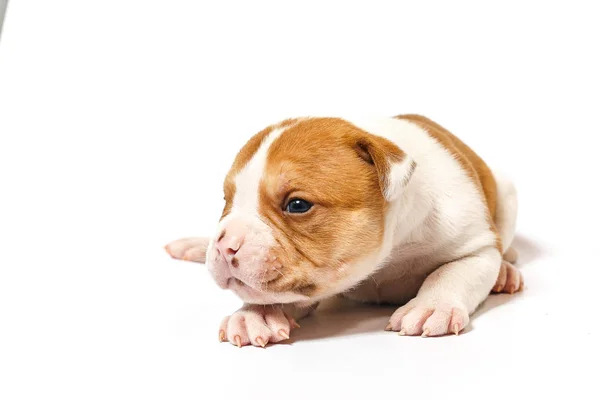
216,233 -> 243,258
216,220 -> 247,262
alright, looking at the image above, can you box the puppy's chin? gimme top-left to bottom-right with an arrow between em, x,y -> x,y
227,278 -> 310,305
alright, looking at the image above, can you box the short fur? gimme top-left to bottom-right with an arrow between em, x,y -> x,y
166,114 -> 521,346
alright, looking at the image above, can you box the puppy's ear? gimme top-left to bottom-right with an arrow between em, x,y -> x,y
355,135 -> 416,201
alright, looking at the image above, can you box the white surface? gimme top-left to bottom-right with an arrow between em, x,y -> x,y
0,1 -> 598,399
0,0 -> 8,39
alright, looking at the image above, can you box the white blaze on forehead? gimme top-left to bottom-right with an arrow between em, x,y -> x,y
232,127 -> 287,214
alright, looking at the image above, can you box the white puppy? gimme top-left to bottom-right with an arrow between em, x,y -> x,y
166,114 -> 522,347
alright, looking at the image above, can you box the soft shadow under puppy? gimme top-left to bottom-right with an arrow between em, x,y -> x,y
288,297 -> 396,343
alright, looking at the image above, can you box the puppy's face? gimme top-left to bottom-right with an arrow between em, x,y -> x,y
205,118 -> 415,304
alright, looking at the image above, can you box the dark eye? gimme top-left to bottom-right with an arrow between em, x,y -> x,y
285,198 -> 313,214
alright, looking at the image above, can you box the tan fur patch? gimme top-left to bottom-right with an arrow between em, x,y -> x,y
220,126 -> 274,220
395,114 -> 502,251
221,119 -> 301,220
255,118 -> 404,296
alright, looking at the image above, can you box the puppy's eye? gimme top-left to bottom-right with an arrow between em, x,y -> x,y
285,198 -> 313,214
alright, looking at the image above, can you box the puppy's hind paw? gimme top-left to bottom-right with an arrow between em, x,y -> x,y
165,237 -> 209,263
491,260 -> 524,294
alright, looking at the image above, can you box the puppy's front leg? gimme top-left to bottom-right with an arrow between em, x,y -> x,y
387,246 -> 501,336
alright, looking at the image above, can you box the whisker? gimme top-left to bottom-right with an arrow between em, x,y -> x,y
276,268 -> 286,279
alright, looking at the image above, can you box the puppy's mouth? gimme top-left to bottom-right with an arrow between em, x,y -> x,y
226,275 -> 278,292
226,275 -> 265,292
227,277 -> 246,288
226,276 -> 272,301
218,264 -> 313,305
225,262 -> 284,290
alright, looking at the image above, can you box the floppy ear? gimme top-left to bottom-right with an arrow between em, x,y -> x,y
355,135 -> 416,202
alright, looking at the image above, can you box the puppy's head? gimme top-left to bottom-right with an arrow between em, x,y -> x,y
205,118 -> 415,304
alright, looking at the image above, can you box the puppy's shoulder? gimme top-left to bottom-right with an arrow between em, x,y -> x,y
395,114 -> 497,220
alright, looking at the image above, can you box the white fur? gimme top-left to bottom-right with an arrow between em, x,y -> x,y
232,127 -> 286,215
383,156 -> 416,201
493,170 -> 518,253
196,115 -> 515,340
207,126 -> 286,263
204,126 -> 310,305
326,117 -> 503,325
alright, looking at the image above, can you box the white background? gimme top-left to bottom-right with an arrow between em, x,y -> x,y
1,1 -> 599,399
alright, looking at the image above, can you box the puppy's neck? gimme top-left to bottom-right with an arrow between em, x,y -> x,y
386,172 -> 434,249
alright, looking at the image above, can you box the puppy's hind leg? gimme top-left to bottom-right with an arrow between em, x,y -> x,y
491,172 -> 523,293
493,171 -> 518,261
503,246 -> 518,263
165,237 -> 210,263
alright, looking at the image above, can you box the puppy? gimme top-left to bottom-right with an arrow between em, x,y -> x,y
166,115 -> 522,347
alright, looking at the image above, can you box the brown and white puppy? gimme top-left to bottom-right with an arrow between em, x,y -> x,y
166,115 -> 522,347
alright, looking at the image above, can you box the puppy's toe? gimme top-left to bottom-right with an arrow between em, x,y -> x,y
387,298 -> 469,337
219,305 -> 294,348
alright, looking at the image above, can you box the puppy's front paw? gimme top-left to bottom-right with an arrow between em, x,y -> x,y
219,305 -> 299,348
165,237 -> 209,262
386,298 -> 469,337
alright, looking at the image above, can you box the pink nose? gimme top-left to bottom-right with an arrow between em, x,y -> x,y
216,220 -> 248,264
